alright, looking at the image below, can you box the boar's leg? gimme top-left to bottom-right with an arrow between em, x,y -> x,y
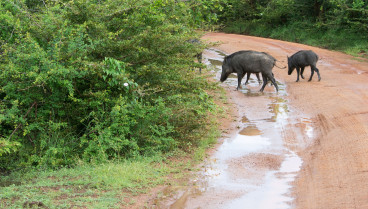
236,71 -> 245,90
309,65 -> 321,81
295,67 -> 301,82
300,67 -> 305,79
255,73 -> 262,85
316,67 -> 321,81
308,66 -> 314,81
268,73 -> 275,86
268,74 -> 279,92
260,74 -> 268,92
243,72 -> 251,85
260,72 -> 278,92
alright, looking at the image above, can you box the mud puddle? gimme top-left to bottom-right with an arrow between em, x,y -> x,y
163,48 -> 313,209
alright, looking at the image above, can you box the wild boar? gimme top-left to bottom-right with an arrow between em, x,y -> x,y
287,50 -> 321,82
220,50 -> 278,92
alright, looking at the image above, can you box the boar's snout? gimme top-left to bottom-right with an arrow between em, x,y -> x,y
220,65 -> 230,82
220,76 -> 226,82
288,67 -> 293,75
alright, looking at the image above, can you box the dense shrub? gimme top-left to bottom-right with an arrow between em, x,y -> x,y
218,0 -> 368,54
0,0 -> 216,170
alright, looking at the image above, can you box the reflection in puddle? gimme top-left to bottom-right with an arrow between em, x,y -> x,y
217,135 -> 271,160
242,116 -> 250,123
239,125 -> 263,136
268,97 -> 289,123
301,118 -> 314,139
202,135 -> 272,190
226,152 -> 302,209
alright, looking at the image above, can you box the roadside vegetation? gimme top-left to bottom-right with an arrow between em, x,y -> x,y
218,0 -> 368,57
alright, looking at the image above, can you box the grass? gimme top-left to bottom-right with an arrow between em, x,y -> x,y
0,157 -> 169,208
0,71 -> 227,208
0,149 -> 206,208
0,141 -> 221,208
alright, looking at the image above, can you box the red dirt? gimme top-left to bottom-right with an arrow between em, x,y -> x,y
199,32 -> 368,209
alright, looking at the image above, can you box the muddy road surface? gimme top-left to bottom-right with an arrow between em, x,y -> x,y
159,33 -> 368,209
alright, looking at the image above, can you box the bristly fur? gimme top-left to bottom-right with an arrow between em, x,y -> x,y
224,50 -> 253,64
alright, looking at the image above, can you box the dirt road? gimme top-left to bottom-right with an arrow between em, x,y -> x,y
159,33 -> 368,209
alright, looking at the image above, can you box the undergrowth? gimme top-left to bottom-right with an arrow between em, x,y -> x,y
219,0 -> 368,57
222,20 -> 368,57
0,80 -> 226,208
0,0 -> 218,170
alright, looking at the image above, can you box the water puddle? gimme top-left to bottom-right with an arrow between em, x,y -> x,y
166,48 -> 314,209
300,118 -> 314,138
225,151 -> 302,209
239,125 -> 263,136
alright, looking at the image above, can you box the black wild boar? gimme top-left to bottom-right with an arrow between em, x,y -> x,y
287,50 -> 321,82
220,50 -> 279,92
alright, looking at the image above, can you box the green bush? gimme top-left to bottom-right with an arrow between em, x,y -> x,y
0,0 -> 216,170
219,0 -> 368,55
